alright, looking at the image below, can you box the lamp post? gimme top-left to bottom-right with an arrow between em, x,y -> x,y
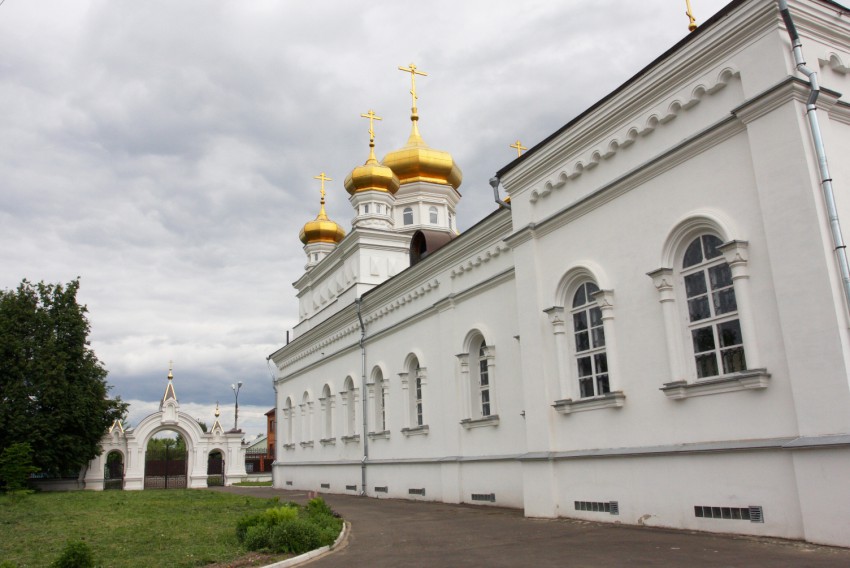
231,381 -> 243,431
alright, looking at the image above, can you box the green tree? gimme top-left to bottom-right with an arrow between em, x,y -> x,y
0,279 -> 127,477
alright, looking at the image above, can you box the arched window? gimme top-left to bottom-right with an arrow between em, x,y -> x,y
403,207 -> 413,226
429,206 -> 438,224
682,234 -> 745,378
477,345 -> 491,416
320,384 -> 333,441
414,361 -> 423,426
343,376 -> 356,436
364,204 -> 370,214
571,281 -> 609,398
458,332 -> 498,425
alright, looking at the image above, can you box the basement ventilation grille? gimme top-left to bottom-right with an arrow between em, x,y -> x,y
409,488 -> 426,496
346,485 -> 357,491
574,501 -> 619,515
320,483 -> 330,489
471,493 -> 496,503
285,481 -> 293,486
694,505 -> 764,523
374,486 -> 389,493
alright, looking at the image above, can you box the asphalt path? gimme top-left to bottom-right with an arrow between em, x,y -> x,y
216,486 -> 850,567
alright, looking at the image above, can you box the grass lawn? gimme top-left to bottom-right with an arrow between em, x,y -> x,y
232,481 -> 272,487
0,489 -> 290,567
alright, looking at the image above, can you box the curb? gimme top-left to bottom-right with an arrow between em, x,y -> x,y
260,520 -> 350,568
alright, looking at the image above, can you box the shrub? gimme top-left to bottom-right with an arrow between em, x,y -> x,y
243,525 -> 273,552
268,518 -> 323,554
51,540 -> 94,568
236,498 -> 342,554
0,443 -> 39,492
236,505 -> 298,544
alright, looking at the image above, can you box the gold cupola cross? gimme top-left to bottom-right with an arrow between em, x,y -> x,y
510,140 -> 527,157
314,172 -> 332,204
361,109 -> 382,142
399,63 -> 427,110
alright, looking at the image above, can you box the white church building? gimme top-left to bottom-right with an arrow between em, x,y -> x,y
269,0 -> 850,547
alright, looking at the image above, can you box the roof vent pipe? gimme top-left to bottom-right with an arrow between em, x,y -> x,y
778,0 -> 850,321
490,176 -> 511,209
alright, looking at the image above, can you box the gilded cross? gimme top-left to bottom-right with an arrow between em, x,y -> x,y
398,63 -> 427,108
685,0 -> 697,32
314,172 -> 332,202
168,359 -> 173,379
361,109 -> 382,141
510,140 -> 527,157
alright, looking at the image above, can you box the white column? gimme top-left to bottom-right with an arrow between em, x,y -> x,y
455,353 -> 471,419
544,306 -> 572,400
399,372 -> 410,427
648,268 -> 687,382
720,240 -> 761,368
591,289 -> 621,392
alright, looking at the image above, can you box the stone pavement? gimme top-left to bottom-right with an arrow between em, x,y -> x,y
217,487 -> 850,567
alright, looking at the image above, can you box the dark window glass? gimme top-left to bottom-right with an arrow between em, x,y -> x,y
684,272 -> 708,298
577,356 -> 592,378
572,285 -> 587,308
688,297 -> 711,322
692,326 -> 716,353
683,238 -> 704,268
703,235 -> 723,260
708,263 -> 732,289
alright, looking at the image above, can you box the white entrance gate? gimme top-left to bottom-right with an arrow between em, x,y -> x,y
84,368 -> 247,490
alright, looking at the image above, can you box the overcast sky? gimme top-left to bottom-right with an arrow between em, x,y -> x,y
2,0 -> 750,437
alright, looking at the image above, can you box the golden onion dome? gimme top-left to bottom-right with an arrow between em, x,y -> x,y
299,174 -> 346,245
382,112 -> 462,190
344,110 -> 400,195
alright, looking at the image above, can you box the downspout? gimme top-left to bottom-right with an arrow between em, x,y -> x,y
355,297 -> 369,496
490,176 -> 511,209
778,0 -> 850,319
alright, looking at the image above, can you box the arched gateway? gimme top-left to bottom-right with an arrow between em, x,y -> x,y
84,368 -> 247,490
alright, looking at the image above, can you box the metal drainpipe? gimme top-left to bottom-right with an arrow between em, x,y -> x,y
490,176 -> 511,209
778,0 -> 850,319
355,297 -> 369,496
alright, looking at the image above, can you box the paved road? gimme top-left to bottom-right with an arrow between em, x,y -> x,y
218,487 -> 850,567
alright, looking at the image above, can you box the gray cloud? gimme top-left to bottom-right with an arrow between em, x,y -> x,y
1,0 -> 735,415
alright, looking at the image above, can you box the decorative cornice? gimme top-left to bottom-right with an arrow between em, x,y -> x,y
526,65 -> 741,205
449,243 -> 511,279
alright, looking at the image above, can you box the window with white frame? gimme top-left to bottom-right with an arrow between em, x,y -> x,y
342,376 -> 356,436
682,234 -> 746,378
429,206 -> 438,224
477,345 -> 491,416
321,384 -> 333,439
403,207 -> 413,226
571,281 -> 610,398
415,364 -> 423,427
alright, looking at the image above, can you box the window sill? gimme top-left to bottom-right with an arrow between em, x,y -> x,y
553,391 -> 626,414
368,430 -> 391,440
341,434 -> 360,444
460,415 -> 500,429
320,437 -> 336,446
661,369 -> 770,400
299,441 -> 314,448
401,425 -> 430,437
283,443 -> 296,451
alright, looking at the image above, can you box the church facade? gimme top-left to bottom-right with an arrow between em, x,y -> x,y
269,0 -> 850,547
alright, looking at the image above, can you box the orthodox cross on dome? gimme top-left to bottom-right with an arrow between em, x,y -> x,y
361,109 -> 382,143
399,63 -> 427,111
685,0 -> 697,32
510,140 -> 527,157
314,172 -> 332,205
